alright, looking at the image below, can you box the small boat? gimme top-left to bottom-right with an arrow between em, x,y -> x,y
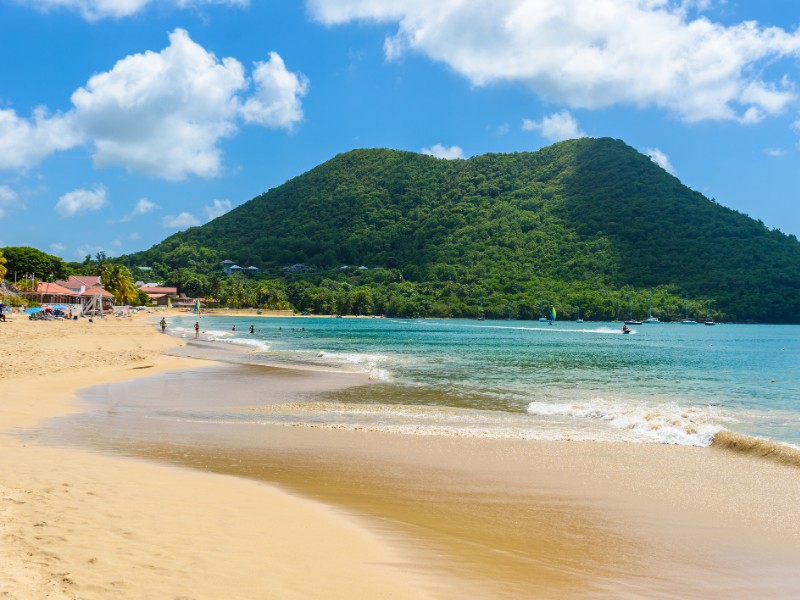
538,304 -> 548,322
624,297 -> 641,325
681,294 -> 697,323
642,292 -> 659,323
704,300 -> 716,325
576,307 -> 583,323
622,324 -> 632,334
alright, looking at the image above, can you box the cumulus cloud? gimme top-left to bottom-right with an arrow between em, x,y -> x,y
56,185 -> 108,217
764,148 -> 785,157
645,147 -> 676,174
49,242 -> 66,254
20,0 -> 248,21
0,107 -> 83,171
1,30 -> 307,177
162,212 -> 201,229
420,144 -> 464,159
523,111 -> 586,142
71,29 -> 246,180
308,0 -> 800,122
203,198 -> 233,221
240,53 -> 309,129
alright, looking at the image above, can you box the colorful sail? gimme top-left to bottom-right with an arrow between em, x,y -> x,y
550,306 -> 556,321
194,298 -> 200,313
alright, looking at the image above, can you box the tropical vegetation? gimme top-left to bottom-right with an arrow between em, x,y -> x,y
7,138 -> 800,322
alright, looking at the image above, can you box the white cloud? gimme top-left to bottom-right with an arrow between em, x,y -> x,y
645,147 -> 676,174
764,148 -> 785,157
76,243 -> 115,259
2,30 -> 308,177
116,197 -> 159,222
240,53 -> 309,129
20,0 -> 248,21
161,212 -> 201,229
71,29 -> 245,180
129,231 -> 141,240
56,185 -> 108,217
309,0 -> 800,122
0,185 -> 21,219
523,111 -> 586,142
420,144 -> 464,159
0,107 -> 83,171
49,242 -> 66,254
203,198 -> 233,221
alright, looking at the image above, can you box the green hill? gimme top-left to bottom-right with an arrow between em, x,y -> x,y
123,138 -> 800,322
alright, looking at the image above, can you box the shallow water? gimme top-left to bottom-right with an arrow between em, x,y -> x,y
161,316 -> 800,447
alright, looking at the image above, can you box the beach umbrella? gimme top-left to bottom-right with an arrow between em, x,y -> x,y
24,307 -> 44,314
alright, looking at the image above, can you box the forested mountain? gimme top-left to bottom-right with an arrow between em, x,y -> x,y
122,138 -> 800,322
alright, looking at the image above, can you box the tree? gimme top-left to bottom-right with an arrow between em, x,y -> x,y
101,264 -> 139,304
0,249 -> 6,282
2,246 -> 69,281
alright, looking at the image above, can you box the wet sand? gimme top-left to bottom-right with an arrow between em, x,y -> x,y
43,357 -> 800,599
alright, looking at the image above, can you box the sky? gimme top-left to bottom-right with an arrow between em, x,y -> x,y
1,0 -> 800,263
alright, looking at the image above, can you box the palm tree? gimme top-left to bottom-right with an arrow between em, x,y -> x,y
102,264 -> 139,304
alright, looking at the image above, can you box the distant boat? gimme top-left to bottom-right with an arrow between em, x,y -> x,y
704,300 -> 716,326
642,292 -> 660,323
549,306 -> 556,325
624,296 -> 642,325
576,307 -> 583,323
681,293 -> 697,324
539,304 -> 548,322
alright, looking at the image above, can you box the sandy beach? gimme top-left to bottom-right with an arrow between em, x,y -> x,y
0,312 -> 451,599
2,311 -> 800,598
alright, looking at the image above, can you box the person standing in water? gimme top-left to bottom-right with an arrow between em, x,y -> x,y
160,317 -> 166,333
250,324 -> 254,334
194,321 -> 200,338
232,324 -> 236,331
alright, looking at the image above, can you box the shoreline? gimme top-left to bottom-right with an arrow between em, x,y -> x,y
3,313 -> 800,597
0,313 -> 454,599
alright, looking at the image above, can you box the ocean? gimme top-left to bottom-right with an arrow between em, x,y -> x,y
163,315 -> 800,449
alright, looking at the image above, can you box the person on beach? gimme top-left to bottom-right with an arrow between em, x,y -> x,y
195,322 -> 200,338
160,317 -> 166,333
250,324 -> 254,334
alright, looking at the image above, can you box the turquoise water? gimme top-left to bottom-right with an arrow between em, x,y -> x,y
168,316 -> 800,447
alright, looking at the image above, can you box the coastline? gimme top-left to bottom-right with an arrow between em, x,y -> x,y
0,313 -> 452,599
2,312 -> 800,597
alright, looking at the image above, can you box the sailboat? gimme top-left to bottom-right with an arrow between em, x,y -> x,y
549,306 -> 556,325
624,297 -> 642,325
576,307 -> 583,323
704,300 -> 716,326
539,304 -> 548,322
681,294 -> 697,324
642,292 -> 659,323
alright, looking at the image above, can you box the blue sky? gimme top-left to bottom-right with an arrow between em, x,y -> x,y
1,0 -> 800,262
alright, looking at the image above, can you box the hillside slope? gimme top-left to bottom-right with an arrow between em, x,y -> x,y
124,138 -> 800,322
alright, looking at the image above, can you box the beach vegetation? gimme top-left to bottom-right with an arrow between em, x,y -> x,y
1,246 -> 69,282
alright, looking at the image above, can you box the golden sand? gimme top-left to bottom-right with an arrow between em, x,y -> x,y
0,313 -> 450,599
2,311 -> 799,598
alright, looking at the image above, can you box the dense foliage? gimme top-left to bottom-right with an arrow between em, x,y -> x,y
1,246 -> 69,283
121,138 -> 800,322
